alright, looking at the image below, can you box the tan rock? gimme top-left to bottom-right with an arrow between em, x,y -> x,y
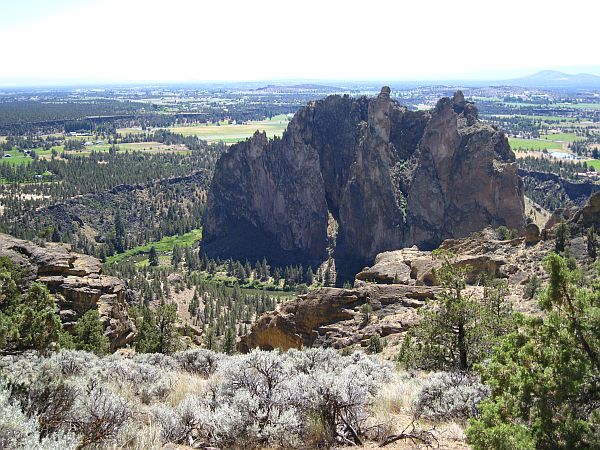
0,233 -> 135,350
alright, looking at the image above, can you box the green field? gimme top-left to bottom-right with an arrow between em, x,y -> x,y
167,115 -> 289,143
509,138 -> 562,151
0,149 -> 34,165
586,159 -> 600,171
106,228 -> 202,265
539,133 -> 585,143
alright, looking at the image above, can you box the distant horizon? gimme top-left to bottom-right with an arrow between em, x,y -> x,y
1,68 -> 600,89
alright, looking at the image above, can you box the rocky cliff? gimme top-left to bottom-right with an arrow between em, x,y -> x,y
0,233 -> 135,350
203,88 -> 525,282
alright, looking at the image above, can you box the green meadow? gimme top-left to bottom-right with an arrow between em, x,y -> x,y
167,115 -> 289,143
509,138 -> 562,151
105,228 -> 202,265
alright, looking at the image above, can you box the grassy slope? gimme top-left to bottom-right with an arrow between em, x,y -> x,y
106,229 -> 202,265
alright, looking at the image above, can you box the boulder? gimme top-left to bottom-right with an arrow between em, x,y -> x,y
525,223 -> 541,245
238,284 -> 439,352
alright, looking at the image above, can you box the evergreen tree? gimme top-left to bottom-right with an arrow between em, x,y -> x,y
188,290 -> 200,316
114,210 -> 126,253
71,310 -> 110,355
555,220 -> 570,253
306,266 -> 314,286
587,225 -> 598,259
398,251 -> 515,371
467,253 -> 600,449
148,246 -> 159,267
222,325 -> 236,354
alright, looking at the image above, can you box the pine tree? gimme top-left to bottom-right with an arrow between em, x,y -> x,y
71,310 -> 110,355
306,266 -> 314,285
148,246 -> 159,267
555,221 -> 570,253
587,225 -> 598,259
114,210 -> 126,253
222,325 -> 236,354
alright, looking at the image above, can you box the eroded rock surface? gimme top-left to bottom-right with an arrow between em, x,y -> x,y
203,88 -> 524,282
0,233 -> 135,349
238,284 -> 438,352
240,228 -> 557,352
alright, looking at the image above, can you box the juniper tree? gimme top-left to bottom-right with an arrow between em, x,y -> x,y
467,253 -> 600,449
398,251 -> 515,371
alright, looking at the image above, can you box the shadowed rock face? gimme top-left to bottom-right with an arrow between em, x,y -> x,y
203,88 -> 525,282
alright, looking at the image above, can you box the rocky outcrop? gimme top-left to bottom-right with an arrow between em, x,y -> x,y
238,284 -> 438,352
240,228 -> 553,352
573,191 -> 600,229
0,233 -> 135,350
203,88 -> 524,282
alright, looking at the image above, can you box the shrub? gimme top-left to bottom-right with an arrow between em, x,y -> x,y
467,253 -> 600,449
99,358 -> 172,404
70,380 -> 131,447
496,226 -> 518,240
523,274 -> 541,300
47,350 -> 100,377
172,348 -> 223,376
366,333 -> 383,354
71,310 -> 110,356
0,380 -> 79,450
413,372 -> 489,421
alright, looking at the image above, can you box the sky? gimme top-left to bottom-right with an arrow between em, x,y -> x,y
0,0 -> 599,86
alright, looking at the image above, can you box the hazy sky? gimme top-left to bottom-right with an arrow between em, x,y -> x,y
1,0 -> 599,86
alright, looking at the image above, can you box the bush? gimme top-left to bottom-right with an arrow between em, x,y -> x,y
413,372 -> 490,421
71,310 -> 110,356
467,253 -> 600,449
0,380 -> 79,450
70,380 -> 131,447
496,226 -> 518,240
523,274 -> 541,300
99,357 -> 172,404
172,348 -> 224,376
1,348 -> 392,449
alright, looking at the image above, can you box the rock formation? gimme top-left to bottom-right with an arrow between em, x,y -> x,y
239,228 -> 561,353
238,284 -> 438,352
203,88 -> 524,282
0,233 -> 135,350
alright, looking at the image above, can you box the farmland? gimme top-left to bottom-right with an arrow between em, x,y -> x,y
166,115 -> 290,143
538,132 -> 585,142
585,159 -> 600,171
509,138 -> 563,151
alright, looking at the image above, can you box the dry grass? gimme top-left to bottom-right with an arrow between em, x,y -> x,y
106,421 -> 163,450
166,371 -> 208,406
357,370 -> 471,450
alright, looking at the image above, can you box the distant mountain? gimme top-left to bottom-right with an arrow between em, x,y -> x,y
254,83 -> 342,93
503,70 -> 600,88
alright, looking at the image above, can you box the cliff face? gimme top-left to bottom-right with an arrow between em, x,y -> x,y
0,233 -> 135,350
203,88 -> 524,281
